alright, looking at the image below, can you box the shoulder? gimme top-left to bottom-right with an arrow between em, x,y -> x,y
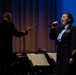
72,25 -> 76,27
71,26 -> 76,34
72,26 -> 76,30
68,25 -> 76,30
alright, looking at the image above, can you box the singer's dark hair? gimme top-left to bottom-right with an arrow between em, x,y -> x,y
63,12 -> 74,24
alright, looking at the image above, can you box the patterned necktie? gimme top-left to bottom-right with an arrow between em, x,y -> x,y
57,27 -> 67,42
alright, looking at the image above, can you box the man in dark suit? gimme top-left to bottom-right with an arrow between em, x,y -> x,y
0,12 -> 30,75
49,13 -> 76,75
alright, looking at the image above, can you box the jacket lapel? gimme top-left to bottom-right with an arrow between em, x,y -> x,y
61,25 -> 72,38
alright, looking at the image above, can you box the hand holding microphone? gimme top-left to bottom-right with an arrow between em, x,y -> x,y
49,21 -> 61,28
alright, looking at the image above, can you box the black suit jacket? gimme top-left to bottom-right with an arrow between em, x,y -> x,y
0,20 -> 28,64
49,25 -> 76,52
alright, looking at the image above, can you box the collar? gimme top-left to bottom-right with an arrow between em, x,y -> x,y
64,24 -> 70,29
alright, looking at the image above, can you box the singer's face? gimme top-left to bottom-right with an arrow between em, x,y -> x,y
61,14 -> 69,25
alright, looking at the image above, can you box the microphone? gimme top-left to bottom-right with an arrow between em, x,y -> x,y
49,21 -> 61,27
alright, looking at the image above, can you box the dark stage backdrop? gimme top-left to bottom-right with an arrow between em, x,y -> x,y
0,0 -> 57,53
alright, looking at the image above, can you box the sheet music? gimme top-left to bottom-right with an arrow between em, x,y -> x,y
27,53 -> 50,66
47,52 -> 57,63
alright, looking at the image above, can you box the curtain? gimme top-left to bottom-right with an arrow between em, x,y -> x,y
0,0 -> 57,53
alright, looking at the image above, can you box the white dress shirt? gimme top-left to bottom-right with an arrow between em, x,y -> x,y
57,24 -> 69,42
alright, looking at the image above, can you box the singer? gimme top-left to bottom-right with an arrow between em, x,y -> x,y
0,12 -> 30,75
49,13 -> 76,75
